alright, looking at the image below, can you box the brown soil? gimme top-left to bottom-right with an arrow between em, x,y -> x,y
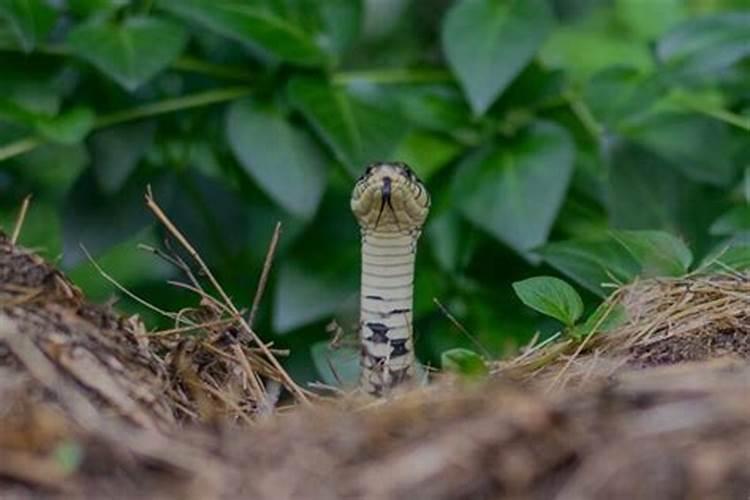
1,233 -> 749,500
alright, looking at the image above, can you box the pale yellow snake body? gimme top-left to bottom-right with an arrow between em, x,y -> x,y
351,162 -> 430,396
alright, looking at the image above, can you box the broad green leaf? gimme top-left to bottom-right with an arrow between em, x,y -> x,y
512,276 -> 584,326
700,240 -> 750,272
68,17 -> 187,91
441,0 -> 553,115
53,441 -> 84,474
537,237 -> 640,296
12,142 -> 89,199
310,342 -> 360,388
710,206 -> 750,235
539,20 -> 652,82
287,78 -> 408,174
657,12 -> 750,79
570,301 -> 628,340
62,169 -> 168,267
427,210 -> 478,274
226,98 -> 326,219
610,229 -> 693,277
0,0 -> 56,52
615,0 -> 685,40
607,141 -> 726,250
0,65 -> 60,116
162,0 -> 326,67
0,201 -> 61,257
316,0 -> 362,55
584,67 -> 664,129
68,0 -> 126,19
89,121 -> 156,193
165,171 -> 289,266
67,227 -> 173,302
454,122 -> 574,258
271,189 -> 359,333
395,85 -> 471,133
393,131 -> 461,181
34,107 -> 95,144
441,348 -> 488,378
273,260 -> 357,333
623,113 -> 734,186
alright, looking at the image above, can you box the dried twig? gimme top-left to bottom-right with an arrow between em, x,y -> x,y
144,187 -> 309,405
433,297 -> 492,358
248,221 -> 281,327
10,194 -> 31,244
81,245 -> 178,322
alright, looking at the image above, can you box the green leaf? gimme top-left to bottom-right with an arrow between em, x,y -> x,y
710,206 -> 750,235
427,209 -> 478,274
68,17 -> 188,91
226,98 -> 326,219
623,113 -> 734,186
34,107 -> 95,144
68,0 -> 126,19
310,342 -> 360,388
700,240 -> 750,272
89,121 -> 156,193
657,12 -> 750,79
53,441 -> 83,474
512,276 -> 584,326
161,0 -> 326,67
540,24 -> 652,82
441,0 -> 553,116
0,201 -> 62,257
316,0 -> 362,56
393,131 -> 461,181
62,169 -> 166,267
67,227 -> 174,301
273,260 -> 357,333
0,0 -> 56,52
615,0 -> 685,40
606,142 -> 725,250
570,301 -> 628,340
537,237 -> 640,296
584,66 -> 664,129
395,85 -> 471,133
454,122 -> 574,258
287,78 -> 408,174
441,348 -> 488,378
610,229 -> 693,277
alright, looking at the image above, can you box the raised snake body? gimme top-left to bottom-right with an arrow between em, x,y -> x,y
351,162 -> 430,396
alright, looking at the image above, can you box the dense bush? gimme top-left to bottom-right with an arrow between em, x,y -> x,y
0,0 -> 748,384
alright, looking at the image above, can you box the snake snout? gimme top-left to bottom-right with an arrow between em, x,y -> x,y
352,162 -> 430,232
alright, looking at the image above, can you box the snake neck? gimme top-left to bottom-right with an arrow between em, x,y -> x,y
359,229 -> 419,396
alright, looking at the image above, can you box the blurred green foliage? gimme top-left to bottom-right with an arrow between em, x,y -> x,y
0,0 -> 748,386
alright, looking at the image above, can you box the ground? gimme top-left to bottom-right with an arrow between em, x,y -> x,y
1,232 -> 749,499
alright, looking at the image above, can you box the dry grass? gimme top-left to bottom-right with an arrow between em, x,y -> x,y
1,194 -> 749,498
494,273 -> 750,392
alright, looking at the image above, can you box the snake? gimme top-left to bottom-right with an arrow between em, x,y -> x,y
351,162 -> 430,396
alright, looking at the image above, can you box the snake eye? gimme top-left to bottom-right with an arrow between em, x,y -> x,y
398,163 -> 415,181
358,164 -> 375,182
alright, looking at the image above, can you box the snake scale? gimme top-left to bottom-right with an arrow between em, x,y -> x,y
351,162 -> 430,396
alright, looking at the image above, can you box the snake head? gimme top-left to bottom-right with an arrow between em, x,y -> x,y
351,162 -> 430,233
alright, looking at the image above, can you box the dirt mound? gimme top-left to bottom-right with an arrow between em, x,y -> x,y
1,234 -> 749,499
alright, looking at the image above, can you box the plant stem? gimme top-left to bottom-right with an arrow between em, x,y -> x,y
678,99 -> 750,132
0,87 -> 253,163
333,68 -> 452,85
0,42 -> 450,87
95,86 -> 253,128
0,137 -> 43,162
564,90 -> 604,141
171,57 -> 256,82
